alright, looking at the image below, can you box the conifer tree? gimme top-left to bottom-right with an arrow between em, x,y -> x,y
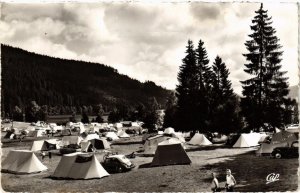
176,40 -> 198,131
195,40 -> 212,131
211,56 -> 240,133
241,3 -> 289,130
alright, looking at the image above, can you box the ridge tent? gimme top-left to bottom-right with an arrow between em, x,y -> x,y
2,150 -> 47,174
163,127 -> 175,135
52,153 -> 109,179
27,130 -> 44,137
233,133 -> 261,148
31,139 -> 59,151
82,133 -> 100,141
143,135 -> 170,155
188,133 -> 212,145
151,139 -> 191,166
105,132 -> 119,141
81,138 -> 110,152
117,130 -> 130,138
62,136 -> 82,146
271,130 -> 298,144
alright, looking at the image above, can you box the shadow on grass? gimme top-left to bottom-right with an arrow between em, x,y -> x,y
138,162 -> 152,168
185,145 -> 231,152
111,141 -> 143,145
200,151 -> 299,192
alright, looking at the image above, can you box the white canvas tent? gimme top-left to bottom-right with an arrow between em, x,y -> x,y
27,130 -> 44,137
2,150 -> 47,174
52,152 -> 109,179
117,130 -> 130,138
105,132 -> 119,140
143,135 -> 170,154
163,127 -> 175,135
31,139 -> 59,151
233,133 -> 261,148
81,138 -> 110,152
188,133 -> 212,145
62,136 -> 82,146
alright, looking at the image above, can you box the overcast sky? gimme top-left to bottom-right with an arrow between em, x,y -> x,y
0,2 -> 298,94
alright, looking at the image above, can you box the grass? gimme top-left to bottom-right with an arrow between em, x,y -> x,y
1,133 -> 298,192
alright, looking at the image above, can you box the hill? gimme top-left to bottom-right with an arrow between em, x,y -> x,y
1,44 -> 171,115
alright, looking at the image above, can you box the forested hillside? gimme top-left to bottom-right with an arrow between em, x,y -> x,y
1,44 -> 171,116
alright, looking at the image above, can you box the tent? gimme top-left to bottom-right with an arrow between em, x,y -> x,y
82,133 -> 100,141
143,135 -> 170,154
81,138 -> 110,152
52,152 -> 109,179
151,139 -> 191,166
62,136 -> 82,146
2,150 -> 47,174
271,130 -> 298,144
61,128 -> 72,136
163,127 -> 175,135
233,133 -> 261,148
117,130 -> 130,138
188,133 -> 212,145
105,132 -> 119,140
27,130 -> 44,137
31,139 -> 59,151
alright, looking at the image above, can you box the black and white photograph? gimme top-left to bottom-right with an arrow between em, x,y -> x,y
0,1 -> 299,192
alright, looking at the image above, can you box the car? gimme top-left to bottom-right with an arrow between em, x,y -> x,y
102,154 -> 135,173
271,141 -> 299,159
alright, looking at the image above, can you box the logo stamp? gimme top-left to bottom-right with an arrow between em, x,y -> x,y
266,173 -> 280,184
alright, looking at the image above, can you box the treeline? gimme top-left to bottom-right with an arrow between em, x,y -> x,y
163,4 -> 298,133
1,44 -> 171,118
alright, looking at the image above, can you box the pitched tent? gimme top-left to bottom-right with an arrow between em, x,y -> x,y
117,130 -> 130,138
27,130 -> 44,137
105,132 -> 119,140
151,139 -> 191,166
163,127 -> 175,135
62,136 -> 82,146
2,150 -> 47,174
52,152 -> 109,179
83,133 -> 100,141
271,130 -> 298,144
61,128 -> 72,136
31,139 -> 59,151
143,135 -> 170,154
188,133 -> 212,145
233,133 -> 261,148
81,138 -> 110,152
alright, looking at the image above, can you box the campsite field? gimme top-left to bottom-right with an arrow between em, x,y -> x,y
1,131 -> 299,192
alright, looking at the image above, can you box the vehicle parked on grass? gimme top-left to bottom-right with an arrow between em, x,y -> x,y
102,154 -> 135,173
271,141 -> 299,159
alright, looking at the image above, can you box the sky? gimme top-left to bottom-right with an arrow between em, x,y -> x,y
0,2 -> 298,95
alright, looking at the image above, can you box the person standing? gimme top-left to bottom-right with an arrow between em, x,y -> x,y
211,172 -> 220,192
225,169 -> 236,192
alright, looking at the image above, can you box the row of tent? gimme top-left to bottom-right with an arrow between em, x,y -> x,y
2,137 -> 193,178
2,150 -> 110,179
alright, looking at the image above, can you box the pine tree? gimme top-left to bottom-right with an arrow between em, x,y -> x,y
163,92 -> 177,128
241,3 -> 289,130
211,56 -> 241,133
176,40 -> 198,131
195,40 -> 212,131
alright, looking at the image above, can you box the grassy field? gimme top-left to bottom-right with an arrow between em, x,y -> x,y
1,132 -> 298,192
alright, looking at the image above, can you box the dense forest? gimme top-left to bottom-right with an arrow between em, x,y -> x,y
1,44 -> 171,118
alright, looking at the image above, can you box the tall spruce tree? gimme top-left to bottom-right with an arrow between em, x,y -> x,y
176,40 -> 198,131
195,40 -> 212,131
211,56 -> 240,133
241,3 -> 289,130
